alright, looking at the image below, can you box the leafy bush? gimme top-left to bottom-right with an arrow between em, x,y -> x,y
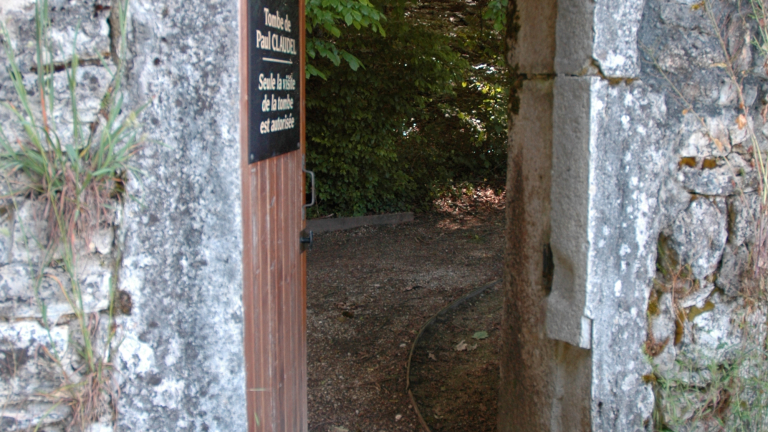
306,0 -> 507,216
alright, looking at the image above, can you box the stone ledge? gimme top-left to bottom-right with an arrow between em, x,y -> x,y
306,212 -> 414,234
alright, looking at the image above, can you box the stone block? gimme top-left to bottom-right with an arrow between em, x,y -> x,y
0,256 -> 114,323
113,0 -> 248,430
11,199 -> 49,264
499,77 -> 555,432
555,0 -> 595,76
657,176 -> 692,230
550,77 -> 669,430
678,293 -> 746,369
0,63 -> 114,159
90,228 -> 114,255
555,0 -> 644,78
716,244 -> 748,297
0,0 -> 114,162
651,293 -> 675,344
1,402 -> 71,432
2,0 -> 111,69
680,280 -> 716,309
586,79 -> 669,432
513,0 -> 556,74
548,75 -> 592,349
0,0 -> 35,24
0,321 -> 69,403
670,197 -> 728,280
593,0 -> 645,77
728,192 -> 760,248
0,206 -> 13,265
679,166 -> 739,196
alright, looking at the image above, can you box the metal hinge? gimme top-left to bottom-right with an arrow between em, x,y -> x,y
300,229 -> 313,252
301,156 -> 315,251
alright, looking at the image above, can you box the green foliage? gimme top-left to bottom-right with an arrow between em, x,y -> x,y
306,0 -> 386,79
398,64 -> 508,200
306,0 -> 507,216
305,29 -> 452,214
483,0 -> 508,32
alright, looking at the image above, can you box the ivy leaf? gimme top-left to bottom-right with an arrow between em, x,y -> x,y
306,64 -> 327,80
341,51 -> 362,71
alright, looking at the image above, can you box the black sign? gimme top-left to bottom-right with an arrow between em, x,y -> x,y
248,0 -> 301,163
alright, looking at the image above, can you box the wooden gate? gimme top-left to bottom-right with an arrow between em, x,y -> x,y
239,0 -> 308,429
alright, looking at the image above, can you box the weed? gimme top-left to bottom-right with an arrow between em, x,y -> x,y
653,337 -> 768,431
0,0 -> 143,246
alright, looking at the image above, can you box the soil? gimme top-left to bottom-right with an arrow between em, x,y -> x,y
306,189 -> 505,432
408,286 -> 502,432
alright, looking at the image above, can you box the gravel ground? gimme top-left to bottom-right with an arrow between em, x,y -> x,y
306,189 -> 505,432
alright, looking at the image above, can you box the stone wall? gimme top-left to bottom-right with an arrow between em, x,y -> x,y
637,1 -> 767,429
503,0 -> 768,431
1,1 -> 122,430
0,0 -> 246,431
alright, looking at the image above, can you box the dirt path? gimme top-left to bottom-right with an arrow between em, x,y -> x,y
409,285 -> 502,431
306,191 -> 505,432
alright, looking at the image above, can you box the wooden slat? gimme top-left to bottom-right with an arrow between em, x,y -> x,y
280,156 -> 291,432
274,157 -> 286,432
261,160 -> 275,430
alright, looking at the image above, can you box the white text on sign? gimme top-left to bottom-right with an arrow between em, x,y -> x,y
257,73 -> 297,91
264,8 -> 292,32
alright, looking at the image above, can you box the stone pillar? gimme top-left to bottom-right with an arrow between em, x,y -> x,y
546,1 -> 658,431
502,1 -> 660,431
498,1 -> 559,431
115,0 -> 247,430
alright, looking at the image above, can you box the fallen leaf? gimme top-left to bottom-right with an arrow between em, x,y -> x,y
428,352 -> 437,361
713,138 -> 724,152
678,157 -> 696,168
737,114 -> 747,129
395,414 -> 402,421
472,331 -> 489,340
674,308 -> 687,345
455,340 -> 468,351
687,301 -> 715,321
